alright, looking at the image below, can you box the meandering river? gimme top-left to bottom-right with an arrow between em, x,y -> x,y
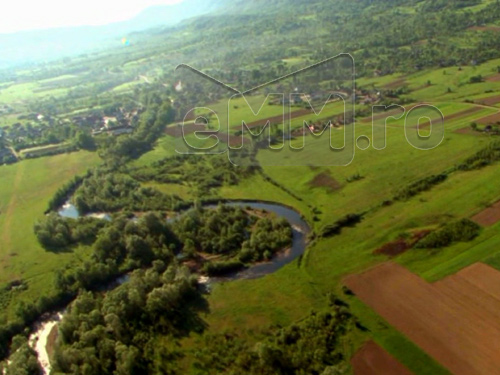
27,200 -> 310,374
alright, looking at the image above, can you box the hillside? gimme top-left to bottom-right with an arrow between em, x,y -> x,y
0,0 -> 220,69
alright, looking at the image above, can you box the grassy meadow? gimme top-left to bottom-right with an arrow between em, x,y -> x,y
0,151 -> 100,320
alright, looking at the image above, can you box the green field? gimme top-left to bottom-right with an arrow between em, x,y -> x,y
0,151 -> 100,320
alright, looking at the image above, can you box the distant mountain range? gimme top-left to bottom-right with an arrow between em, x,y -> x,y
0,0 -> 222,69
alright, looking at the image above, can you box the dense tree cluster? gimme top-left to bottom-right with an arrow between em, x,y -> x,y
415,219 -> 481,249
395,174 -> 448,201
9,122 -> 79,152
3,336 -> 42,375
320,214 -> 364,238
55,212 -> 180,293
72,169 -> 186,214
193,297 -> 354,375
34,213 -> 106,250
131,154 -> 257,196
420,0 -> 481,12
239,216 -> 294,262
100,91 -> 175,164
45,174 -> 86,213
174,205 -> 250,255
173,205 -> 292,275
457,140 -> 500,171
54,262 -> 204,375
4,212 -> 182,359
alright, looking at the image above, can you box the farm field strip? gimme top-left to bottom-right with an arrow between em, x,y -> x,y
472,200 -> 500,226
474,94 -> 500,106
351,340 -> 414,375
476,111 -> 500,124
344,262 -> 500,375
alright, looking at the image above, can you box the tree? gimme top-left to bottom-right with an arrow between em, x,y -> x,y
5,342 -> 42,375
126,235 -> 154,265
469,74 -> 483,83
75,131 -> 96,150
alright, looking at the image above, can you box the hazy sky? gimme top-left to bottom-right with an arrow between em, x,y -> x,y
0,0 -> 185,34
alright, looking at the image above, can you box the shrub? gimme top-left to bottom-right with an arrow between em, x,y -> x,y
457,141 -> 500,171
414,219 -> 481,249
395,174 -> 448,201
320,213 -> 363,238
469,75 -> 484,84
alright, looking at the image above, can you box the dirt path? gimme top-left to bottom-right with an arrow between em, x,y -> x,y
344,262 -> 500,375
7,146 -> 19,159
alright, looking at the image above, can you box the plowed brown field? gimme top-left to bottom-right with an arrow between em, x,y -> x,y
351,341 -> 413,375
361,103 -> 433,124
165,123 -> 207,137
475,95 -> 500,105
477,112 -> 500,125
383,78 -> 407,90
472,201 -> 500,226
344,262 -> 500,375
416,107 -> 483,130
243,108 -> 311,129
486,74 -> 500,82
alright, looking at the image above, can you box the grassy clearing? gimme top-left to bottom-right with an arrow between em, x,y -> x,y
111,80 -> 142,93
142,181 -> 194,200
256,103 -> 492,229
38,74 -> 77,84
218,173 -> 312,221
0,81 -> 68,103
356,58 -> 500,105
132,135 -> 179,167
0,151 -> 100,319
0,113 -> 21,128
202,95 -> 289,130
396,162 -> 500,281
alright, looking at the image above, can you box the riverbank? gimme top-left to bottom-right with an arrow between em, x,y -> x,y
29,312 -> 63,375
